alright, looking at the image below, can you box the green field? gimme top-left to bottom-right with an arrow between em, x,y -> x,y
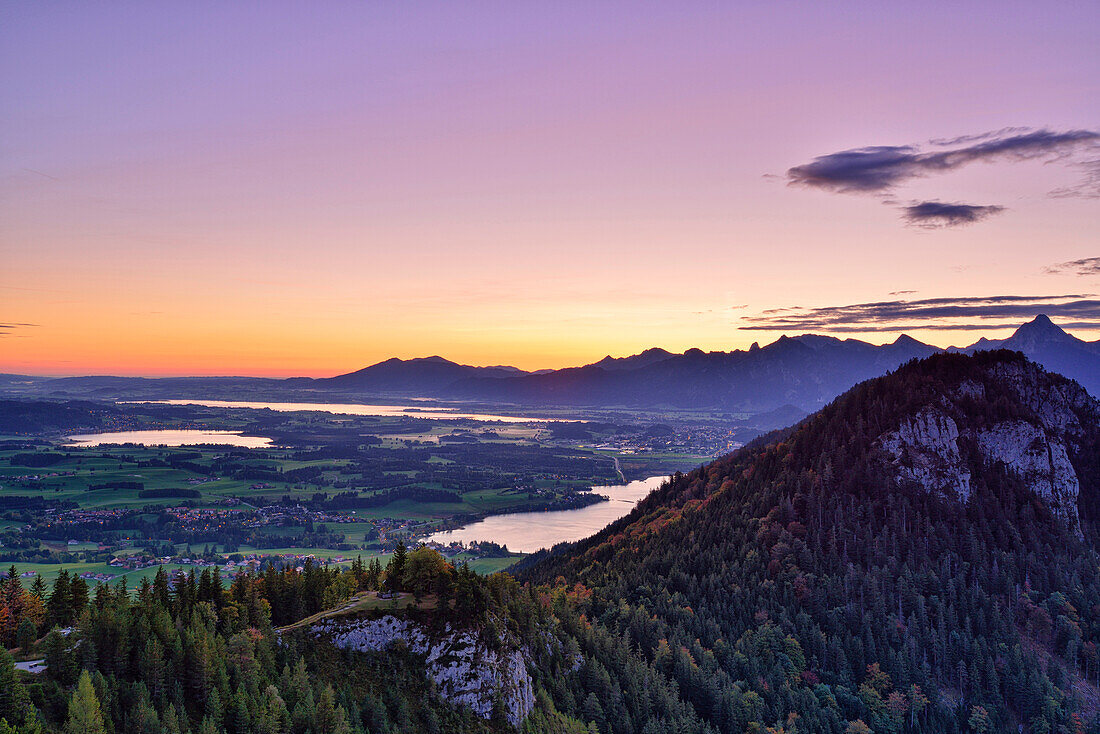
0,410 -> 660,588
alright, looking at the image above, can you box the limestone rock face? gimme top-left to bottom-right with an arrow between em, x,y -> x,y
314,616 -> 535,727
879,409 -> 972,500
875,361 -> 1098,536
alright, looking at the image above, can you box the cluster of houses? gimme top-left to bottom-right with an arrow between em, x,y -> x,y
49,508 -> 133,526
253,503 -> 362,526
583,425 -> 744,457
9,470 -> 78,482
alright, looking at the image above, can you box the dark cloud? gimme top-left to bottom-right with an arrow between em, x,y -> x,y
902,201 -> 1005,228
787,145 -> 919,193
743,321 -> 1100,333
1045,257 -> 1100,276
738,295 -> 1100,331
0,322 -> 36,336
787,128 -> 1099,194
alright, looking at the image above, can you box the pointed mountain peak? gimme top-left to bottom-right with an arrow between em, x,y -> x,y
1011,314 -> 1072,342
892,333 -> 921,346
1019,314 -> 1060,332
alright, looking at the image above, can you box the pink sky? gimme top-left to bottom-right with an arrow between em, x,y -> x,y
2,2 -> 1098,376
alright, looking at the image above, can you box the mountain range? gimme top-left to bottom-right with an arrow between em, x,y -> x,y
320,314 -> 1100,411
3,316 -> 1097,414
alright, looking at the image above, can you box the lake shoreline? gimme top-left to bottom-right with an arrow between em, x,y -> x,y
421,475 -> 667,554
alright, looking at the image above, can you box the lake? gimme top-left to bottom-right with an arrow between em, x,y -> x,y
425,474 -> 668,553
125,399 -> 567,423
64,430 -> 273,448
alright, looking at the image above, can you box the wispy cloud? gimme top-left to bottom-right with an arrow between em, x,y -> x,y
786,127 -> 1099,229
788,128 -> 1099,194
0,322 -> 37,337
738,295 -> 1100,332
1045,257 -> 1100,276
902,201 -> 1005,228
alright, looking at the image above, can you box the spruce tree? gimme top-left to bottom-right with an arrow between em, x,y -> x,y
47,570 -> 70,628
0,648 -> 31,728
385,542 -> 407,592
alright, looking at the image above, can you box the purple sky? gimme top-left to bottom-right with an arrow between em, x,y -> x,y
2,2 -> 1098,375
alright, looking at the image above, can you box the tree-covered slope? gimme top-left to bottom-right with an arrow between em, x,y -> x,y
519,351 -> 1100,733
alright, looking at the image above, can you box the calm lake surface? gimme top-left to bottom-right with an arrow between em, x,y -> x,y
126,399 -> 561,423
425,475 -> 668,553
65,430 -> 273,448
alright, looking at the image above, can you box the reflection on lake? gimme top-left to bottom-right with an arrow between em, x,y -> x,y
126,399 -> 561,423
425,475 -> 668,553
65,430 -> 273,448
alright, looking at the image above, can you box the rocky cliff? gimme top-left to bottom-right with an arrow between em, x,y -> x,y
313,616 -> 535,727
876,359 -> 1098,536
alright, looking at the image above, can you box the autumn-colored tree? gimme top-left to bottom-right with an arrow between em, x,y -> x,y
967,705 -> 991,733
885,691 -> 908,723
20,593 -> 45,635
907,684 -> 929,728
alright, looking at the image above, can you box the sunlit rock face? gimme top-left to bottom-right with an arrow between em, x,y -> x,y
314,616 -> 535,727
876,360 -> 1098,537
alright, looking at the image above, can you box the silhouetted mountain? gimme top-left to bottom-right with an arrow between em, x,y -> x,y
519,351 -> 1100,731
957,314 -> 1100,395
4,318 -> 1096,413
444,333 -> 939,412
319,355 -> 527,394
587,347 -> 675,371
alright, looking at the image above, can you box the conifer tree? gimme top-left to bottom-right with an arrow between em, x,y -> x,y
16,619 -> 35,655
68,577 -> 89,622
0,648 -> 31,728
64,671 -> 105,734
385,541 -> 407,592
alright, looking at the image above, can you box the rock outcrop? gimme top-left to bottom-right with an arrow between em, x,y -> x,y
313,616 -> 535,728
879,409 -> 972,500
876,359 -> 1098,536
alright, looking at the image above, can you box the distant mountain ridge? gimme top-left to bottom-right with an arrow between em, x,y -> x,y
3,316 -> 1097,412
320,355 -> 522,393
442,332 -> 940,412
318,316 -> 1097,411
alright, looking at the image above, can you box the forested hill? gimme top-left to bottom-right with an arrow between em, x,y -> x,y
519,351 -> 1100,732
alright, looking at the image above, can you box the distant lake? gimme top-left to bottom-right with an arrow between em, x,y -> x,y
425,475 -> 667,553
65,430 -> 273,448
125,399 -> 566,424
